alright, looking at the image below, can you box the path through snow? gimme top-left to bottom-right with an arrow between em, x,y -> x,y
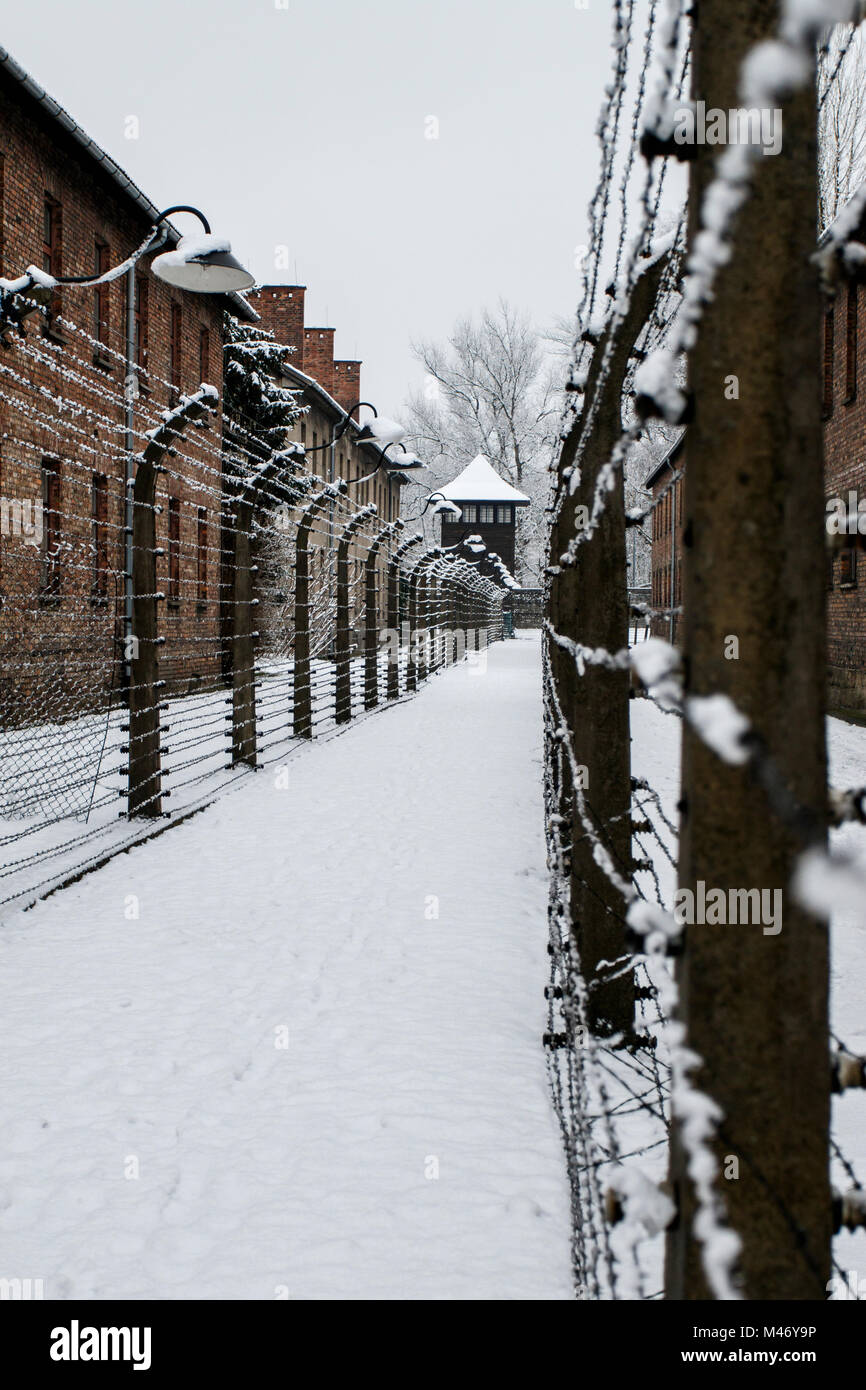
0,632 -> 573,1300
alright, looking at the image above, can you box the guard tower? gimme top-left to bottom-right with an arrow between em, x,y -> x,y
437,454 -> 530,575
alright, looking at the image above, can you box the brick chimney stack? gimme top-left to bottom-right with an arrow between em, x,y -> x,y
247,285 -> 306,370
303,328 -> 336,396
332,360 -> 363,419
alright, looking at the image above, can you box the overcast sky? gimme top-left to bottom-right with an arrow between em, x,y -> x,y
6,0 -> 622,415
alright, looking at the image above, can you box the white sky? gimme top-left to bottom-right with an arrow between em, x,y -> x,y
5,0 -> 626,417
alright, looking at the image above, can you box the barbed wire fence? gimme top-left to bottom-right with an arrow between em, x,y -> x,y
544,0 -> 866,1301
0,304 -> 508,912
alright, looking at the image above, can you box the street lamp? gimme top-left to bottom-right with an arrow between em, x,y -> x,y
0,203 -> 253,329
150,208 -> 255,293
400,487 -> 461,523
348,441 -> 426,489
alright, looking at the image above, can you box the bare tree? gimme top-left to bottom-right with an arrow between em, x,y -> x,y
402,300 -> 559,582
818,25 -> 866,230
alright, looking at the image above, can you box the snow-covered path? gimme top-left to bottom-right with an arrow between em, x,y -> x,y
0,633 -> 572,1300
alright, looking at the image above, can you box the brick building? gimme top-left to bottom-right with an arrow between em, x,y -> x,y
645,432 -> 685,643
249,284 -> 405,630
0,46 -> 256,719
821,203 -> 866,715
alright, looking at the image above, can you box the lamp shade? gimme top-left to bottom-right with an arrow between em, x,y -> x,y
355,415 -> 406,446
389,451 -> 425,470
151,234 -> 255,293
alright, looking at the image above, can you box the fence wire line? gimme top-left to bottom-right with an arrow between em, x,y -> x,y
543,1 -> 865,1302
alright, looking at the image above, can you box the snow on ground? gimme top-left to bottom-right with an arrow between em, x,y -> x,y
2,634 -> 864,1301
0,652 -> 409,913
0,632 -> 573,1301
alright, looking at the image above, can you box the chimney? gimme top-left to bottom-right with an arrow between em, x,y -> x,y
247,285 -> 306,370
332,360 -> 363,419
303,327 -> 336,396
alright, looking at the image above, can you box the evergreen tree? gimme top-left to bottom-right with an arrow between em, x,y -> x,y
222,313 -> 305,469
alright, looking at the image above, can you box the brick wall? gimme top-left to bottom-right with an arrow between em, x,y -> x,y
247,284 -> 305,369
332,359 -> 362,417
0,72 -> 232,716
303,327 -> 335,396
649,467 -> 684,643
822,273 -> 866,713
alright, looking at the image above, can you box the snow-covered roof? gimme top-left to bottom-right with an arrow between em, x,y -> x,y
643,430 -> 685,488
438,455 -> 531,506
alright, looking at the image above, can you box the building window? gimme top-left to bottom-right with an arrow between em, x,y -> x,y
170,303 -> 182,400
300,422 -> 306,445
167,497 -> 181,603
840,545 -> 857,588
479,504 -> 494,524
93,240 -> 110,348
462,504 -> 477,524
846,281 -> 858,403
42,196 -> 62,330
827,549 -> 835,591
91,472 -> 108,600
41,458 -> 62,599
823,306 -> 835,417
199,326 -> 210,385
196,507 -> 208,604
496,505 -> 512,524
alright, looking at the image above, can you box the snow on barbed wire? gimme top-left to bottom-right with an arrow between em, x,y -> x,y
144,384 -> 219,440
630,636 -> 683,710
685,693 -> 752,766
607,1167 -> 677,1299
635,0 -> 856,424
794,844 -> 866,919
642,0 -> 688,142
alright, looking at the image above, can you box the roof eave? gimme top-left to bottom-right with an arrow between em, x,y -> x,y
0,46 -> 258,322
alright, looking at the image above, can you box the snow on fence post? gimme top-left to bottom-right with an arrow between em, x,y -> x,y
388,532 -> 422,700
335,503 -> 376,725
427,554 -> 449,671
665,0 -> 830,1301
364,518 -> 401,710
227,444 -> 305,768
440,557 -> 458,666
405,552 -> 424,693
548,250 -> 669,1036
229,494 -> 258,767
416,549 -> 442,685
294,483 -> 345,739
128,386 -> 218,817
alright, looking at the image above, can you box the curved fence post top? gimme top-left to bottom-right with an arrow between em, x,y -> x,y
140,385 -> 218,471
338,501 -> 377,549
297,479 -> 349,534
229,441 -> 307,511
366,517 -> 402,563
391,531 -> 424,567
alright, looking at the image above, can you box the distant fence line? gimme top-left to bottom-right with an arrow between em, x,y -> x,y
0,342 -> 507,911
